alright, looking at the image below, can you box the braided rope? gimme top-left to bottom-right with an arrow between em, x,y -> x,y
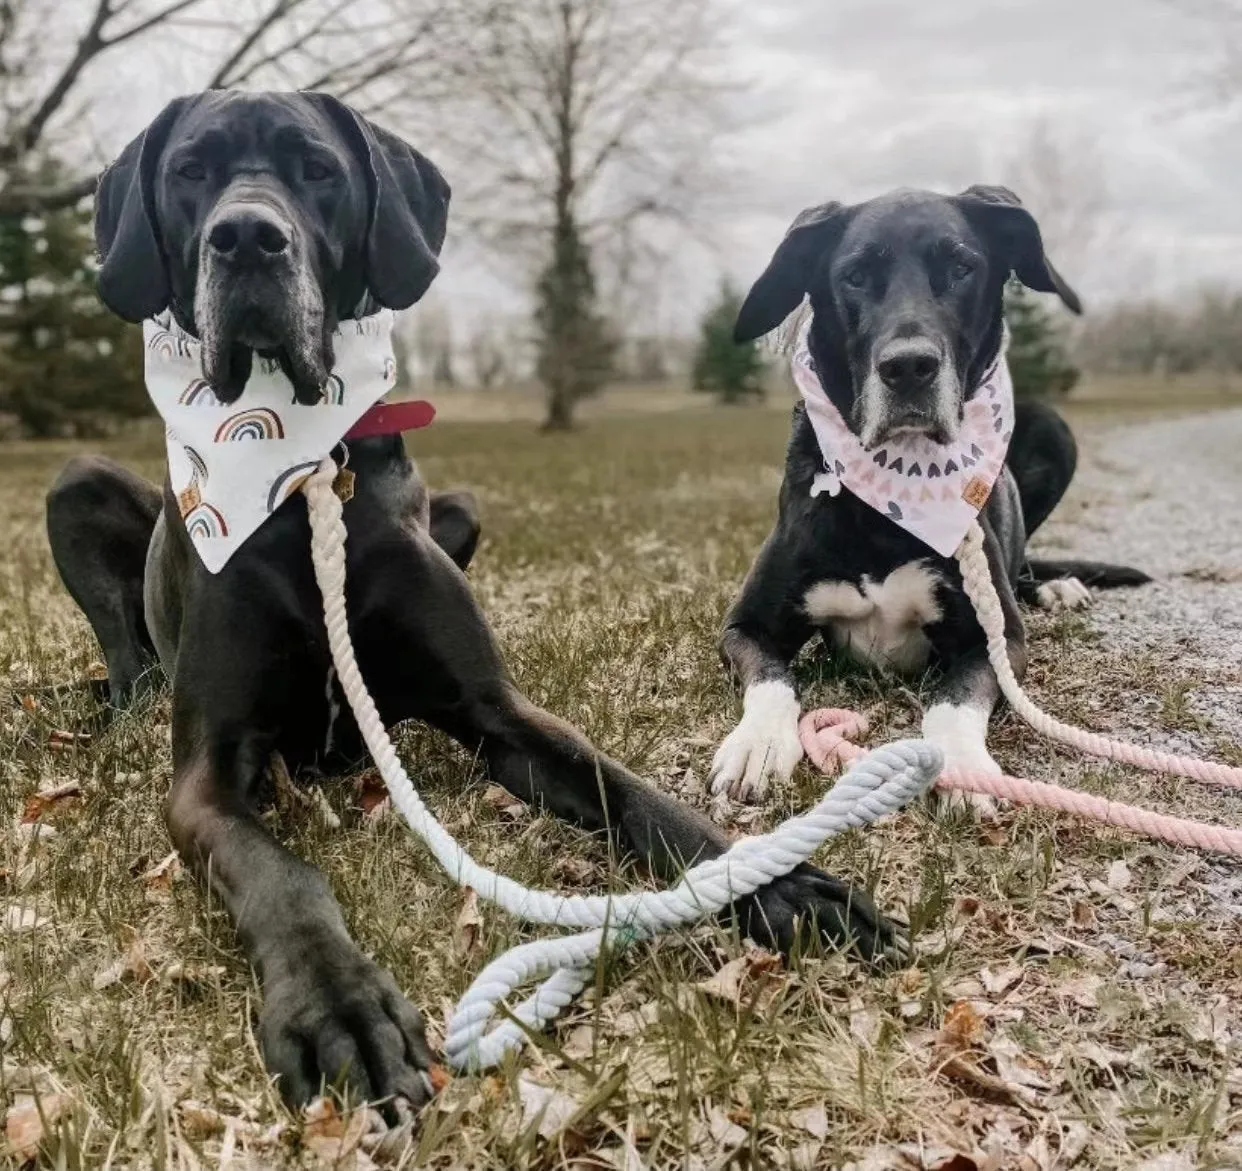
956,523 -> 1242,789
302,459 -> 943,1072
799,520 -> 1242,857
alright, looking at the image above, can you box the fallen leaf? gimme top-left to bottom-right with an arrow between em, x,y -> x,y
162,961 -> 227,986
988,1035 -> 1053,1093
20,780 -> 81,823
553,856 -> 596,884
482,784 -> 526,820
455,888 -> 482,958
5,1093 -> 69,1161
1132,1154 -> 1195,1171
92,927 -> 154,990
1106,860 -> 1131,891
938,1000 -> 986,1053
354,769 -> 389,816
427,1063 -> 451,1094
178,1100 -> 226,1139
894,1141 -> 980,1170
979,965 -> 1023,997
1071,899 -> 1096,927
19,695 -> 37,714
705,1105 -> 746,1148
611,1001 -> 661,1037
790,1102 -> 829,1140
47,730 -> 90,752
517,1077 -> 581,1139
304,1096 -> 345,1139
1058,973 -> 1102,1009
140,851 -> 183,890
1077,1041 -> 1130,1071
934,1053 -> 1036,1107
695,950 -> 781,1006
3,905 -> 47,933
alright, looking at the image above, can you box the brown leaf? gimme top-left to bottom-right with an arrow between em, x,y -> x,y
19,695 -> 37,714
303,1096 -> 345,1140
20,780 -> 81,823
553,856 -> 596,884
140,851 -> 183,891
935,1053 -> 1036,1108
695,949 -> 781,1006
354,770 -> 389,816
5,1093 -> 69,1161
1071,899 -> 1096,927
938,1000 -> 986,1054
455,887 -> 483,958
894,1145 -> 981,1171
483,785 -> 527,821
178,1100 -> 226,1139
427,1063 -> 451,1094
93,927 -> 154,990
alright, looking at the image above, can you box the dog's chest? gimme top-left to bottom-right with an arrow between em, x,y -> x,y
801,562 -> 943,673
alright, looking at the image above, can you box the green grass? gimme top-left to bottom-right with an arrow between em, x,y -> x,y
2,403 -> 1241,1168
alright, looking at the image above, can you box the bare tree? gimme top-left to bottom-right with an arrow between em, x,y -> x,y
0,0 -> 481,217
1003,118 -> 1117,295
436,0 -> 729,429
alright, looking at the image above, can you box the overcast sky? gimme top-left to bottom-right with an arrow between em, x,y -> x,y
435,0 -> 1242,332
83,0 -> 1242,332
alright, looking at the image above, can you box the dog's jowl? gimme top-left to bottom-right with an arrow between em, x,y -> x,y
45,91 -> 905,1111
711,186 -> 1149,811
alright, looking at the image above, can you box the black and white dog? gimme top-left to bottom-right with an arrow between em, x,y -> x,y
710,186 -> 1149,812
45,91 -> 903,1110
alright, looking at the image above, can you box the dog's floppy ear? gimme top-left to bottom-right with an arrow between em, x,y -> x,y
734,202 -> 848,342
954,184 -> 1082,315
309,93 -> 450,310
96,97 -> 192,322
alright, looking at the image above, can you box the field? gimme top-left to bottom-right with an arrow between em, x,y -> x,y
2,391 -> 1241,1169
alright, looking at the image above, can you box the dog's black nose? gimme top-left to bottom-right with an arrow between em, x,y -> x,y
207,207 -> 290,263
876,340 -> 941,395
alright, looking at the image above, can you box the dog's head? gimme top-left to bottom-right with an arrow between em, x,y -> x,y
94,91 -> 450,404
735,186 -> 1080,448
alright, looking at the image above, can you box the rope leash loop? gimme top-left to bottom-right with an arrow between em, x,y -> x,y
800,521 -> 1242,857
302,458 -> 944,1071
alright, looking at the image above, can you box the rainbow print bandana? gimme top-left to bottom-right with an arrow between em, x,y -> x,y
144,309 -> 397,573
791,319 -> 1014,558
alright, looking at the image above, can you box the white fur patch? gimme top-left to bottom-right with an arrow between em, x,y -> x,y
803,562 -> 943,673
922,701 -> 1000,819
709,680 -> 803,803
1035,577 -> 1092,612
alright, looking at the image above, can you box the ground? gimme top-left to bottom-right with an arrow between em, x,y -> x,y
1,389 -> 1240,1170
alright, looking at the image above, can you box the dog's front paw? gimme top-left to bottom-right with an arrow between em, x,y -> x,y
1035,576 -> 1092,611
709,681 -> 803,802
922,702 -> 1001,820
260,933 -> 435,1115
736,863 -> 908,968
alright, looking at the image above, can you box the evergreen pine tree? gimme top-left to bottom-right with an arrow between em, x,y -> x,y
692,282 -> 765,404
1003,278 -> 1080,401
0,159 -> 147,437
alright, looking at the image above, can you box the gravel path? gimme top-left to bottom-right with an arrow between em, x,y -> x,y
1034,407 -> 1242,744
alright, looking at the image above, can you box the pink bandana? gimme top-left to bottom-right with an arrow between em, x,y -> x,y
790,320 -> 1014,557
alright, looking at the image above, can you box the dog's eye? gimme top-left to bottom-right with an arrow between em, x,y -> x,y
177,161 -> 207,182
842,265 -> 867,289
951,260 -> 974,281
303,159 -> 333,182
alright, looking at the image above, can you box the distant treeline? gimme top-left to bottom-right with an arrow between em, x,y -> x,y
1076,287 -> 1242,376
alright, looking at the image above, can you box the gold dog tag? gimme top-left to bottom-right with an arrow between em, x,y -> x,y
332,467 -> 356,503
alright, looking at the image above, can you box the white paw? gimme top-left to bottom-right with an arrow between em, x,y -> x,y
1036,577 -> 1092,612
922,702 -> 1001,820
709,681 -> 803,803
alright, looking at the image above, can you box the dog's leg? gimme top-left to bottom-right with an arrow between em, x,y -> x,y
925,529 -> 1029,820
46,456 -> 162,705
428,489 -> 480,571
354,529 -> 903,963
710,535 -> 813,802
167,600 -> 434,1112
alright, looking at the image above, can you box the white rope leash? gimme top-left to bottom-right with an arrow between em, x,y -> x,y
302,458 -> 943,1072
956,523 -> 1242,789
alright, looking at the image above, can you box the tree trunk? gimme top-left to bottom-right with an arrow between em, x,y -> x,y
541,380 -> 576,430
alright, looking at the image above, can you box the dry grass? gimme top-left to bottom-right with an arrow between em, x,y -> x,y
1,401 -> 1241,1169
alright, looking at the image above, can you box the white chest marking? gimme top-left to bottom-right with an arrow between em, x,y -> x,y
802,562 -> 943,673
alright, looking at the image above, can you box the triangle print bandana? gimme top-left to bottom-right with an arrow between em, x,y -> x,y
144,309 -> 398,574
790,319 -> 1015,558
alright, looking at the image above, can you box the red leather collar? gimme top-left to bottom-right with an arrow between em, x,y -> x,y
344,399 -> 436,440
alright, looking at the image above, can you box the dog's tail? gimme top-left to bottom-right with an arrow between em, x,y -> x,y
1027,558 -> 1153,589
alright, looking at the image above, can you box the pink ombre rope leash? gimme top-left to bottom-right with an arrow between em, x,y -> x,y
799,522 -> 1242,856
